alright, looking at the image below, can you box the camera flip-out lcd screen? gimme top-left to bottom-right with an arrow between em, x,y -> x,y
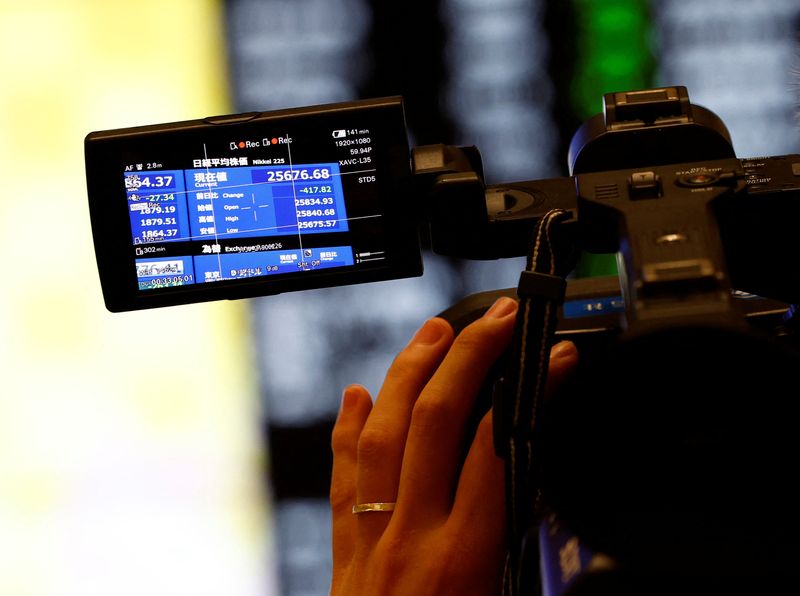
86,97 -> 421,311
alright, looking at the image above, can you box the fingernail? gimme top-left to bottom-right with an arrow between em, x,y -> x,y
411,318 -> 447,345
341,386 -> 359,411
484,297 -> 518,319
550,341 -> 577,361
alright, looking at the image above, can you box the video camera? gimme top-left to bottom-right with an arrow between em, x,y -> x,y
85,86 -> 800,590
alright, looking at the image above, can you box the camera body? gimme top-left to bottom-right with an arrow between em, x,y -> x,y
417,87 -> 800,589
85,86 -> 800,587
85,86 -> 800,314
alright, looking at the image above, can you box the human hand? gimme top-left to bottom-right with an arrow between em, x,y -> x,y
330,297 -> 579,596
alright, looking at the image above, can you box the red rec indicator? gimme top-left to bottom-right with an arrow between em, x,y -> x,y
231,136 -> 286,149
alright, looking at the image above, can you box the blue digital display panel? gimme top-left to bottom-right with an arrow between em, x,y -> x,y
185,163 -> 348,241
126,170 -> 191,244
126,163 -> 354,291
194,246 -> 354,283
562,296 -> 625,319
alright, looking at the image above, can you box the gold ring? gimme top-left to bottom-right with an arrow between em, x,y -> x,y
352,502 -> 397,514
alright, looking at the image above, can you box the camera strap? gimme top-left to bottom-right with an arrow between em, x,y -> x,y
496,208 -> 572,596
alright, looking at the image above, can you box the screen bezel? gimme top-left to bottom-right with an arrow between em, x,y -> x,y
85,97 -> 422,312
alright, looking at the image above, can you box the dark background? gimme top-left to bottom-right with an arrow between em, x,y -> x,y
222,0 -> 800,593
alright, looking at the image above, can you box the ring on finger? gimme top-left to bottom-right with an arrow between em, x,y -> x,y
352,502 -> 396,514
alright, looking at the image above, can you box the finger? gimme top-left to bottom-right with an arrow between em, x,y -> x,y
331,384 -> 372,575
449,341 -> 578,535
356,317 -> 454,540
397,297 -> 518,520
449,410 -> 506,556
545,340 -> 579,398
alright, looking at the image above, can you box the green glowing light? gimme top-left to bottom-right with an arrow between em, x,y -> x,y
570,0 -> 654,277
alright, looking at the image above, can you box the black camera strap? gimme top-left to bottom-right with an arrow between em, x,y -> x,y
496,208 -> 572,596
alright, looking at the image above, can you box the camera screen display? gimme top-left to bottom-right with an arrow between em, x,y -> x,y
86,97 -> 421,311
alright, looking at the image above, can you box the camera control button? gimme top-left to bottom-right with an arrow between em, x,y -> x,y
655,232 -> 688,245
628,171 -> 661,199
678,172 -> 719,187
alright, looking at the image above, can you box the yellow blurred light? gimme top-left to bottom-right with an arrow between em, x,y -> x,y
0,1 -> 272,594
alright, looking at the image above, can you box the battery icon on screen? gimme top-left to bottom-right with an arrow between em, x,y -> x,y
332,129 -> 347,138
